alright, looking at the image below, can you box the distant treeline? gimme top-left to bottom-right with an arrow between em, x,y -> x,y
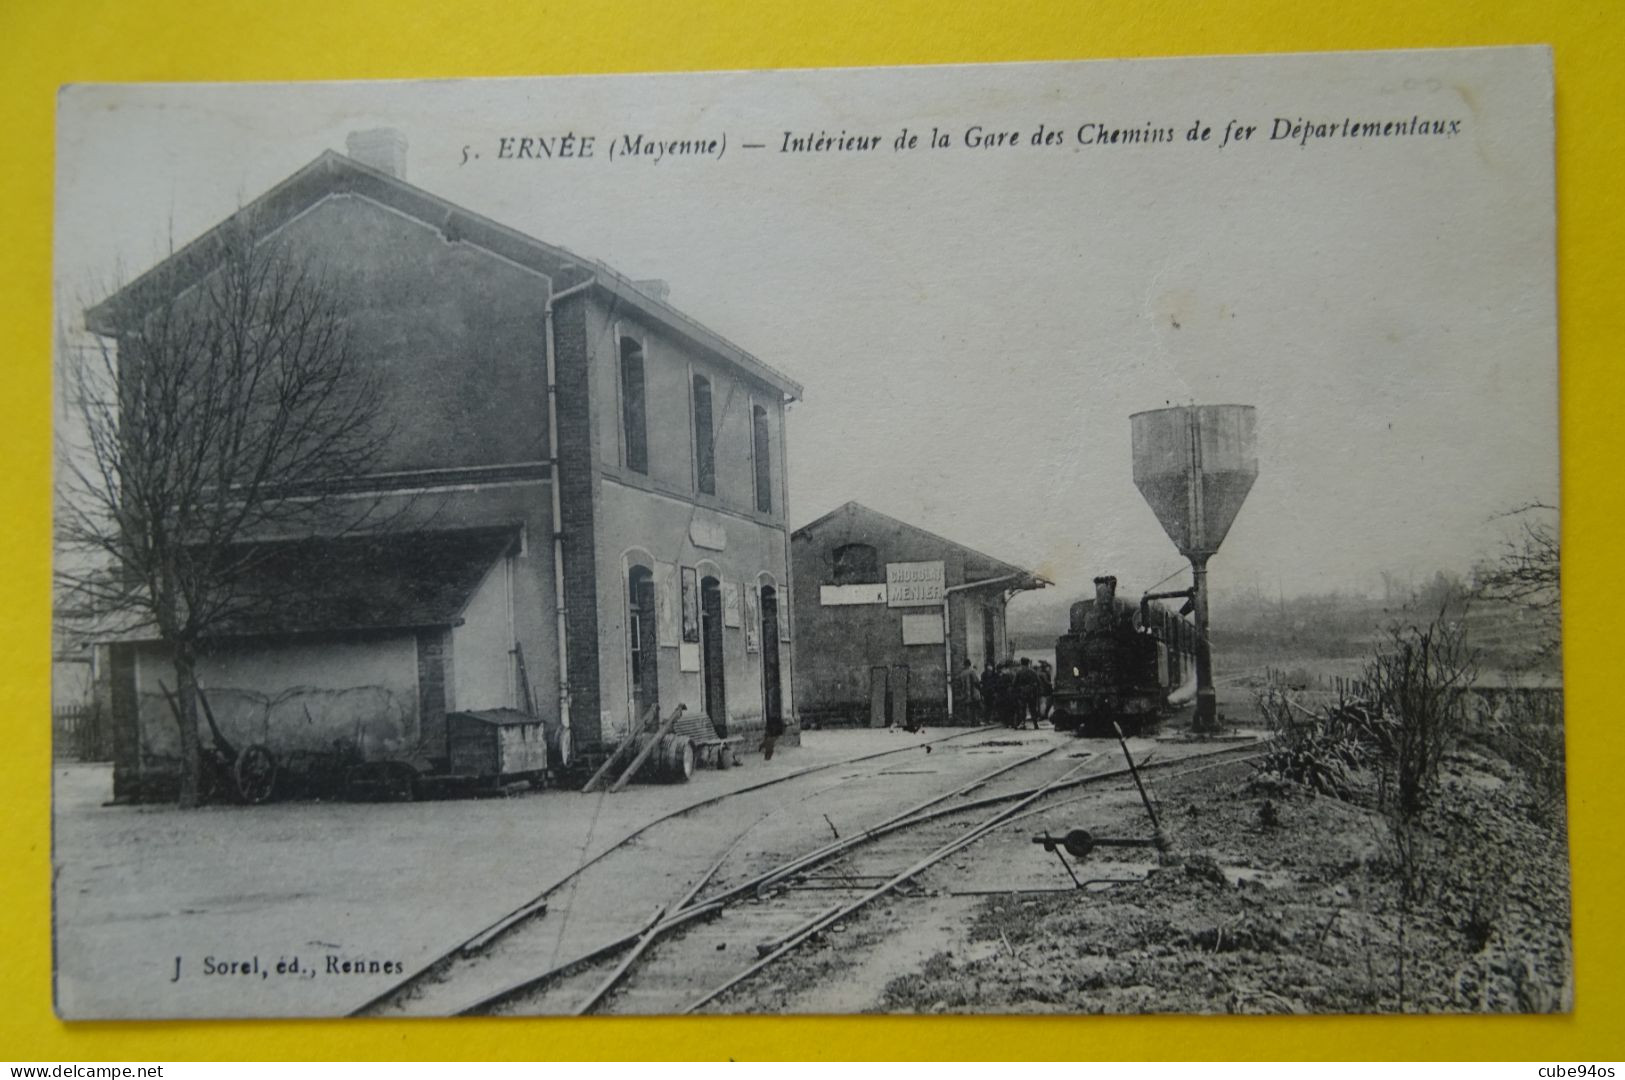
1008,570 -> 1557,676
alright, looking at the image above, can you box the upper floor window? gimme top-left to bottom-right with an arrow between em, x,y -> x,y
832,543 -> 879,583
752,403 -> 772,513
692,374 -> 715,495
620,336 -> 647,474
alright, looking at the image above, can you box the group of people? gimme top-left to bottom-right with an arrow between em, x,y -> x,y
955,656 -> 1054,729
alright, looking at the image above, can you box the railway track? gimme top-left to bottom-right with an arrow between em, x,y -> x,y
351,724 -> 1004,1015
357,729 -> 1259,1017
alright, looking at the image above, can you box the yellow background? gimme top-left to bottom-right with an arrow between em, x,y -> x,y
3,0 -> 1618,1062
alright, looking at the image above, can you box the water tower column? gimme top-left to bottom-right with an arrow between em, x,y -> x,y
1190,554 -> 1217,732
1130,404 -> 1257,734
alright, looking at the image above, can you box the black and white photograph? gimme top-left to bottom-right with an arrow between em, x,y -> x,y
51,46 -> 1565,1020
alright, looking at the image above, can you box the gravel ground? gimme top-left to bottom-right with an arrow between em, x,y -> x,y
58,707 -> 1568,1019
51,726 -> 967,1019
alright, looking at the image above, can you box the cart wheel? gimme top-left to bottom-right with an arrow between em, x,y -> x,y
234,744 -> 278,804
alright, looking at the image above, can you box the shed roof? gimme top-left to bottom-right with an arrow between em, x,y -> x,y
86,150 -> 802,401
448,709 -> 541,728
792,501 -> 1049,590
195,526 -> 518,640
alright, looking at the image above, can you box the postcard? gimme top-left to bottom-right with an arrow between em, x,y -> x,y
52,46 -> 1562,1019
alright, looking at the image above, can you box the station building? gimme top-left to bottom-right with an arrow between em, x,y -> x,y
91,131 -> 802,799
790,502 -> 1046,729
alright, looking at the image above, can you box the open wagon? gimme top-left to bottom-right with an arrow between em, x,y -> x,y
183,681 -> 570,803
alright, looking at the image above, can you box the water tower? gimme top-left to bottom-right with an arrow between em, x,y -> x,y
1130,405 -> 1258,731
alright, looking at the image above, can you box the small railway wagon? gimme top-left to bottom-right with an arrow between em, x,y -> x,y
446,709 -> 550,784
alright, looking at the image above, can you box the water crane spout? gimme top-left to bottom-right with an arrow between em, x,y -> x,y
1130,405 -> 1258,732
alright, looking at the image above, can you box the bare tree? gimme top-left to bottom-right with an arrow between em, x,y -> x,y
55,217 -> 391,807
1363,604 -> 1477,1010
1367,604 -> 1478,819
1473,501 -> 1560,660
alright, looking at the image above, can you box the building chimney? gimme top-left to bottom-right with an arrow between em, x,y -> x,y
633,279 -> 671,303
346,128 -> 408,180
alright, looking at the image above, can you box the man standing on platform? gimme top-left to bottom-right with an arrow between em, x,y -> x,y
1014,657 -> 1043,729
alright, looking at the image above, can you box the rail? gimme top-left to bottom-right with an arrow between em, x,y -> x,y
449,736 -> 1262,1017
350,723 -> 1002,1016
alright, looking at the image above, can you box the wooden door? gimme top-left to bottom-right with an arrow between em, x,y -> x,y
868,666 -> 888,728
891,664 -> 911,729
760,586 -> 783,733
700,576 -> 727,736
629,566 -> 659,724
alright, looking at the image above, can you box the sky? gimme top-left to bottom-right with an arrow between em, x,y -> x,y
53,48 -> 1558,606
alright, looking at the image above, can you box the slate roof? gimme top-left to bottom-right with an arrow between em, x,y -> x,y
202,526 -> 519,639
86,150 -> 802,401
448,709 -> 541,728
791,500 -> 1048,590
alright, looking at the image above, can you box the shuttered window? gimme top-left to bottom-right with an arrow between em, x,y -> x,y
620,337 -> 647,474
752,403 -> 772,513
693,374 -> 715,495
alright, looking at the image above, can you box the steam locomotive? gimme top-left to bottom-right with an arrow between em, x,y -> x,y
1049,575 -> 1198,735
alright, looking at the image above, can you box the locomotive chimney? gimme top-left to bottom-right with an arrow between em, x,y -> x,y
1086,575 -> 1118,633
1093,575 -> 1118,608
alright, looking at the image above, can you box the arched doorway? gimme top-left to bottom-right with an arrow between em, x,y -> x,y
628,565 -> 659,723
759,584 -> 783,737
699,575 -> 727,735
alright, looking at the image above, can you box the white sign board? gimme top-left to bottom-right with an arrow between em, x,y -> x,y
820,583 -> 887,606
654,561 -> 680,647
744,585 -> 759,653
723,580 -> 742,627
886,561 -> 945,607
901,611 -> 946,645
689,516 -> 727,551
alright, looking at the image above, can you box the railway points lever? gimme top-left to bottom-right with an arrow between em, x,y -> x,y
1030,829 -> 1161,890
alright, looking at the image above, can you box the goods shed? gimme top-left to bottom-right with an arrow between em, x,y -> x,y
790,502 -> 1046,728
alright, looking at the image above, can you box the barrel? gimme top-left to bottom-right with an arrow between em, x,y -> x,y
660,734 -> 695,782
634,733 -> 694,783
542,716 -> 572,769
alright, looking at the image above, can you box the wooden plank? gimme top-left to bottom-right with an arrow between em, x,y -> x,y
610,703 -> 687,793
580,731 -> 637,794
195,684 -> 236,758
514,641 -> 536,717
868,666 -> 888,728
580,701 -> 658,793
157,680 -> 183,724
158,679 -> 235,756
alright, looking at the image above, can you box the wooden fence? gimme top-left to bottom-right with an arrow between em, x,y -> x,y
1261,667 -> 1563,720
1262,667 -> 1372,699
53,705 -> 110,762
